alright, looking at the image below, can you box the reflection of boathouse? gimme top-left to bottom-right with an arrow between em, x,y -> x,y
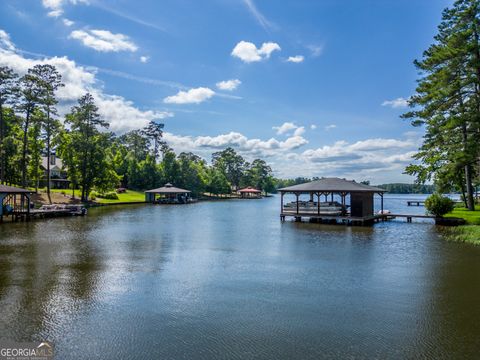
145,183 -> 192,204
278,178 -> 386,225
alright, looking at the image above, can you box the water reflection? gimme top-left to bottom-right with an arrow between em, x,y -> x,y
0,196 -> 479,359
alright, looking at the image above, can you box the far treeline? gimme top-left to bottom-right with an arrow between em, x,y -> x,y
404,0 -> 480,210
0,64 -> 275,202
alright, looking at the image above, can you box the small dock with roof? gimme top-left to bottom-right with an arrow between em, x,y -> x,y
145,183 -> 193,204
0,185 -> 33,222
278,177 -> 386,226
238,187 -> 262,199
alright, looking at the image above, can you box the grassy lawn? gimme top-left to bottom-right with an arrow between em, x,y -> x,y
443,205 -> 480,245
445,205 -> 480,225
94,190 -> 145,204
36,188 -> 145,204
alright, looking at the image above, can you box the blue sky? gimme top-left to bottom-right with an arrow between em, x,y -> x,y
0,0 -> 453,182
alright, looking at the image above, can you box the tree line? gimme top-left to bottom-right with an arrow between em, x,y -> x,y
0,65 -> 275,202
404,0 -> 480,210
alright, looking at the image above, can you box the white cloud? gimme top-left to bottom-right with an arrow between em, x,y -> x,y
231,41 -> 281,63
69,29 -> 138,52
41,0 -> 88,17
325,124 -> 336,131
164,87 -> 215,104
287,55 -> 304,63
293,127 -> 305,136
382,97 -> 409,108
273,122 -> 297,135
242,0 -> 274,30
310,124 -> 317,130
164,131 -> 308,158
0,30 -> 15,52
0,29 -> 171,133
140,56 -> 150,63
62,18 -> 74,26
216,79 -> 241,91
301,138 -> 414,166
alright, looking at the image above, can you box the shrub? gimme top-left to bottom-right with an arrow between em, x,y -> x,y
102,191 -> 119,200
425,193 -> 455,217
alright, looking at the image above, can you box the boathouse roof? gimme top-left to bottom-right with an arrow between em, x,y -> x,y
145,183 -> 191,194
278,177 -> 386,193
0,185 -> 34,194
238,187 -> 261,193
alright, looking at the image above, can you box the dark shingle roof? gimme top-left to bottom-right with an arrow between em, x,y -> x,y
278,177 -> 386,193
0,185 -> 33,193
145,183 -> 191,194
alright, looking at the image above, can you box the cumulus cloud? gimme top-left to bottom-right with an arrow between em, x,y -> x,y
310,124 -> 317,130
69,29 -> 138,52
287,55 -> 304,63
300,138 -> 416,177
62,18 -> 74,26
231,41 -> 281,63
325,124 -> 336,131
42,0 -> 88,17
140,56 -> 150,63
163,87 -> 215,104
0,29 -> 171,133
216,79 -> 241,91
273,122 -> 304,136
382,97 -> 409,108
164,131 -> 308,158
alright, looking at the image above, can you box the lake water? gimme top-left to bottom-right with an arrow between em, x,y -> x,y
1,194 -> 480,359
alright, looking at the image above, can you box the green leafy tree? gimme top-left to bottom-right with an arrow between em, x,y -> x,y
17,69 -> 45,187
142,121 -> 164,161
212,147 -> 245,191
404,0 -> 480,211
28,110 -> 45,191
66,93 -> 110,201
207,168 -> 231,195
31,64 -> 64,201
0,66 -> 18,184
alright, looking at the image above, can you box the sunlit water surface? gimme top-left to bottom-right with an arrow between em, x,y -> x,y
1,194 -> 480,359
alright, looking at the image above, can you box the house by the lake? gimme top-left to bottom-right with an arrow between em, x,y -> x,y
40,152 -> 70,189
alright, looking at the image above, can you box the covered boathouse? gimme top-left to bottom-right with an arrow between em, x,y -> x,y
145,183 -> 192,204
238,186 -> 262,198
278,177 -> 386,225
0,185 -> 33,221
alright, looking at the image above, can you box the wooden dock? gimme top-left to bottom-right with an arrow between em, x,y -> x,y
280,211 -> 383,226
280,210 -> 439,225
407,201 -> 425,206
386,213 -> 436,223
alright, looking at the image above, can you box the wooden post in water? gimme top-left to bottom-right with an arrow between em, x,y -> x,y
317,192 -> 320,215
280,192 -> 284,214
295,193 -> 299,215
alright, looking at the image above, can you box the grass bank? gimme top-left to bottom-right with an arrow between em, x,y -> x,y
445,205 -> 480,225
443,205 -> 480,245
93,190 -> 145,204
35,188 -> 145,205
443,226 -> 480,245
